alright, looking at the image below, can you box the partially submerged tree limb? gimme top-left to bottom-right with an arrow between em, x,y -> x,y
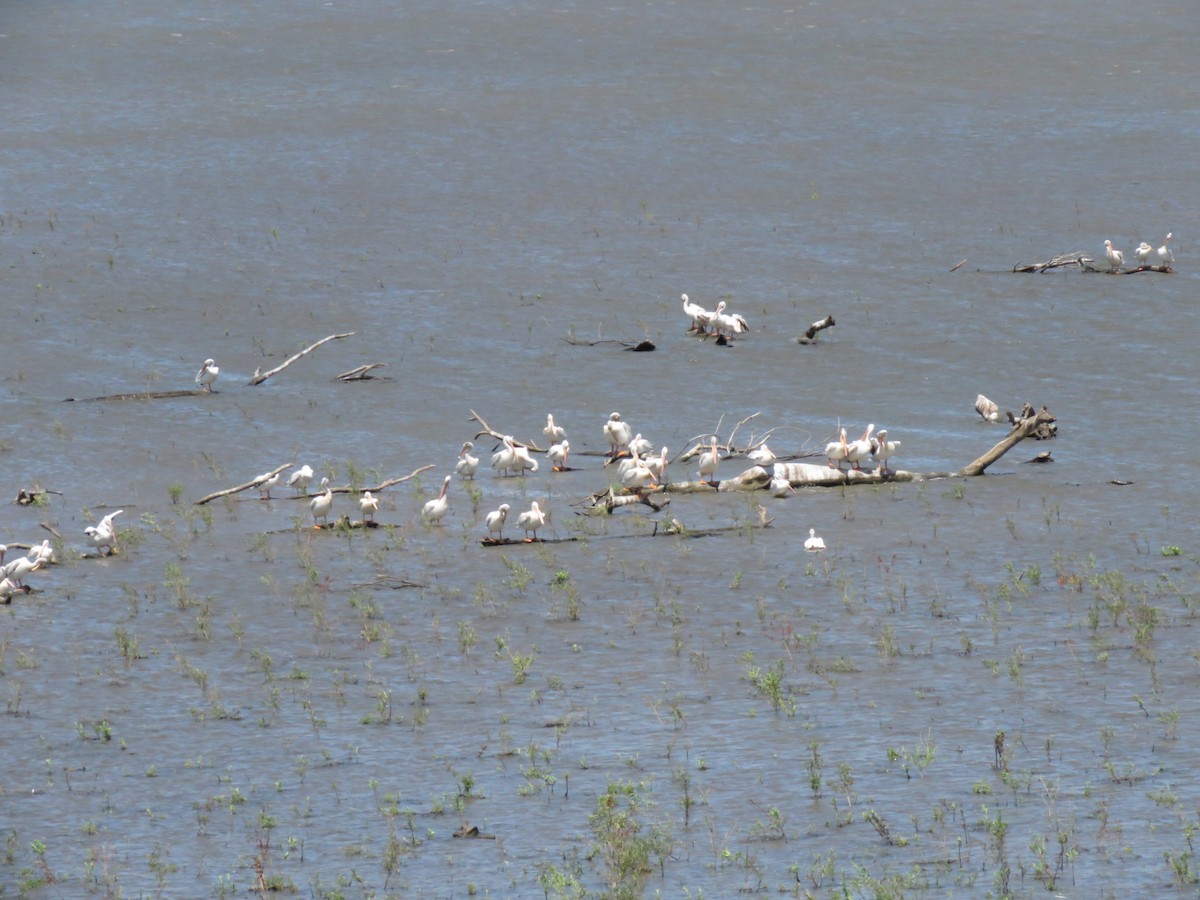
250,332 -> 355,385
797,314 -> 836,344
64,389 -> 206,402
468,409 -> 544,453
956,407 -> 1057,477
195,463 -> 294,505
335,363 -> 388,381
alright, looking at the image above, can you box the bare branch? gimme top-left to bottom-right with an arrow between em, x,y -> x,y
249,332 -> 355,385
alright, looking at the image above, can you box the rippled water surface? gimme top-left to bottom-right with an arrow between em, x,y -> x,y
3,0 -> 1199,896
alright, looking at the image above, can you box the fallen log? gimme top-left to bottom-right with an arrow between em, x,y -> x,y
956,407 -> 1057,477
194,463 -> 293,505
195,464 -> 434,505
467,409 -> 544,454
1012,252 -> 1091,273
249,332 -> 355,385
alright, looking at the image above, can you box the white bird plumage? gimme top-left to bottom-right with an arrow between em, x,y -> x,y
485,503 -> 510,542
3,554 -> 45,588
309,477 -> 334,528
681,293 -> 711,333
603,412 -> 633,457
1157,232 -> 1174,269
711,301 -> 749,338
620,448 -> 658,492
698,436 -> 721,484
256,471 -> 282,499
872,429 -> 900,475
642,446 -> 669,484
544,414 -> 567,444
1134,241 -> 1153,268
516,500 -> 546,541
975,394 -> 1000,423
548,439 -> 570,471
1103,239 -> 1124,273
288,464 -> 314,494
455,441 -> 479,480
195,358 -> 219,392
28,539 -> 56,566
845,424 -> 875,471
422,475 -> 452,525
770,476 -> 796,498
747,444 -> 776,464
85,509 -> 124,555
359,491 -> 379,524
825,428 -> 850,470
804,528 -> 826,551
628,433 -> 654,457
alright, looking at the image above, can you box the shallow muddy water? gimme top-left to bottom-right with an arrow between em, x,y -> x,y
2,0 -> 1199,897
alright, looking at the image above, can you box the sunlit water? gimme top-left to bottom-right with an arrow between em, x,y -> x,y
2,0 -> 1198,896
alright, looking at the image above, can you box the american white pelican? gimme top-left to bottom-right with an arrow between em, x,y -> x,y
603,412 -> 633,457
825,428 -> 850,470
0,575 -> 24,601
3,555 -> 44,587
85,509 -> 124,555
770,476 -> 796,497
712,301 -> 749,338
455,442 -> 480,480
1134,241 -> 1153,268
28,540 -> 56,565
359,491 -> 379,524
698,436 -> 721,484
288,464 -> 314,494
0,544 -> 6,566
975,394 -> 1000,423
1157,232 -> 1174,268
1103,239 -> 1124,273
491,436 -> 519,477
256,471 -> 282,500
628,433 -> 654,457
681,293 -> 710,333
516,500 -> 546,541
548,439 -> 570,471
846,424 -> 875,471
310,477 -> 334,528
544,414 -> 567,443
421,475 -> 452,525
804,528 -> 826,551
621,452 -> 658,492
485,503 -> 510,542
747,444 -> 776,464
872,429 -> 900,475
195,358 -> 219,392
511,441 -> 539,475
642,446 -> 669,484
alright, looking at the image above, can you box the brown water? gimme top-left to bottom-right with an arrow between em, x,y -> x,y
3,0 -> 1199,896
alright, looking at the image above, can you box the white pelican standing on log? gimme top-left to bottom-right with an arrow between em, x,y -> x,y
621,451 -> 658,492
195,358 -> 219,392
804,528 -> 826,551
485,503 -> 510,542
975,394 -> 1000,423
1134,241 -> 1153,268
698,436 -> 721,484
85,509 -> 124,555
628,433 -> 654,457
825,428 -> 850,470
1157,232 -> 1174,269
511,441 -> 539,475
1103,239 -> 1124,273
517,500 -> 546,541
359,491 -> 379,524
642,446 -> 669,484
711,301 -> 749,338
455,441 -> 479,480
681,293 -> 710,333
872,429 -> 900,475
422,475 -> 452,525
548,439 -> 570,471
846,424 -> 875,471
28,539 -> 56,565
309,477 -> 334,528
544,414 -> 567,444
747,444 -> 776,464
288,464 -> 314,494
603,412 -> 633,457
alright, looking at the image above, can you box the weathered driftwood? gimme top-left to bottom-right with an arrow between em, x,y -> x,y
956,407 -> 1057,476
468,409 -> 544,454
797,314 -> 836,344
563,332 -> 655,351
948,259 -> 968,273
249,332 -> 355,385
194,463 -> 293,505
354,575 -> 426,590
480,516 -> 773,547
14,487 -> 63,505
581,487 -> 670,514
335,363 -> 388,381
64,389 -> 206,403
1014,252 -> 1171,275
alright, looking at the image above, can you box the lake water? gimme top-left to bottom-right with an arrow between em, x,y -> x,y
2,0 -> 1198,897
